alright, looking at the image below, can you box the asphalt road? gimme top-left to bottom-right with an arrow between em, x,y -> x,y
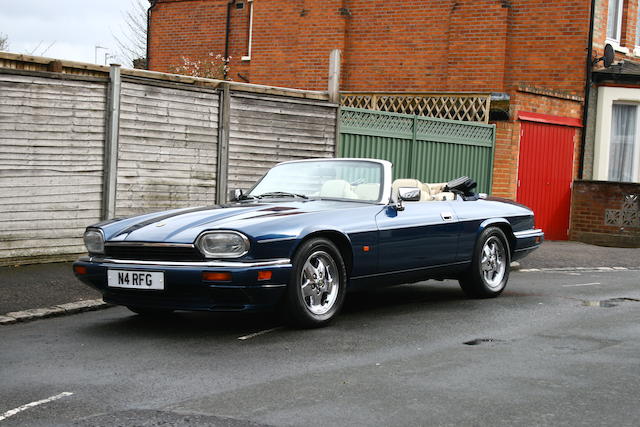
1,268 -> 639,426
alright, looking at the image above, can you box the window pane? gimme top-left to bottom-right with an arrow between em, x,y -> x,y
609,104 -> 637,182
248,160 -> 383,201
607,0 -> 620,40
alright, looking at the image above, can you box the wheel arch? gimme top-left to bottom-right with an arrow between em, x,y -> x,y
479,218 -> 516,256
293,230 -> 354,278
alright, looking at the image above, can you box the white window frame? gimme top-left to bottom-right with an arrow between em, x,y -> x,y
594,86 -> 640,183
606,0 -> 626,51
241,0 -> 254,61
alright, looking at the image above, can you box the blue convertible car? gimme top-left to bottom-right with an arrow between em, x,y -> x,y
74,158 -> 543,327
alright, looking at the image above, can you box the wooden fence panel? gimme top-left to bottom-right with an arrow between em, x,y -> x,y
116,81 -> 219,216
0,59 -> 336,265
0,74 -> 106,263
227,92 -> 336,191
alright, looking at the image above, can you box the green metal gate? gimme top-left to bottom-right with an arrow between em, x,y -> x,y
339,107 -> 496,193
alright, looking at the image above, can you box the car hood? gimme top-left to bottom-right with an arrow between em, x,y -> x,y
102,199 -> 368,243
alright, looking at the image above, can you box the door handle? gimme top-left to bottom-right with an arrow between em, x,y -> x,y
441,211 -> 454,221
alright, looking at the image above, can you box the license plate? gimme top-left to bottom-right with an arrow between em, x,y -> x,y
107,270 -> 164,290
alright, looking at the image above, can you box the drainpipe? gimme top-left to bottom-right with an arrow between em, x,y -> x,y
224,0 -> 236,80
578,0 -> 597,179
146,0 -> 158,70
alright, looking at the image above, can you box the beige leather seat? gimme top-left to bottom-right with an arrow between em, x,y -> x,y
391,179 -> 432,201
426,182 -> 446,194
426,182 -> 455,201
354,183 -> 381,201
432,191 -> 456,201
320,179 -> 359,199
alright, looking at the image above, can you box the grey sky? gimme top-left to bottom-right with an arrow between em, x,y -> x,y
0,0 -> 145,66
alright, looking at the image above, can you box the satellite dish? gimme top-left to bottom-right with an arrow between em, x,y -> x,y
592,44 -> 616,68
603,43 -> 615,68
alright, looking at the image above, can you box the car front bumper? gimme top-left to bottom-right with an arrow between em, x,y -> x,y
73,256 -> 292,312
512,229 -> 544,261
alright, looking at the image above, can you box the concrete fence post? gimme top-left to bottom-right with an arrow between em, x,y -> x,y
329,49 -> 342,157
328,49 -> 341,104
216,83 -> 231,204
102,64 -> 121,220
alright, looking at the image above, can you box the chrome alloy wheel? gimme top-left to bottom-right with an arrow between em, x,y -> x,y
481,236 -> 506,289
299,250 -> 339,315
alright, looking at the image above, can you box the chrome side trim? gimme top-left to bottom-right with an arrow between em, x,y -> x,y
207,283 -> 287,289
352,260 -> 469,280
80,256 -> 291,268
105,242 -> 195,248
513,229 -> 544,239
256,236 -> 297,244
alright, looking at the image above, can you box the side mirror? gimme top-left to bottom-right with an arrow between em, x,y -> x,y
398,187 -> 421,202
229,188 -> 243,201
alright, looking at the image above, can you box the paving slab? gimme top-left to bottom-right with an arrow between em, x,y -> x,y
517,240 -> 640,269
0,262 -> 100,314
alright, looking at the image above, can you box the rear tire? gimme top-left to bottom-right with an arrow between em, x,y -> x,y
127,306 -> 174,316
459,227 -> 510,298
284,238 -> 347,328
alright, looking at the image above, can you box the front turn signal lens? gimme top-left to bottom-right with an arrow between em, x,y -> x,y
257,271 -> 272,281
202,272 -> 232,282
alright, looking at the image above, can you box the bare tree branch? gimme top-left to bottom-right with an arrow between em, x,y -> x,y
40,41 -> 56,57
27,41 -> 43,55
113,0 -> 148,68
0,33 -> 8,51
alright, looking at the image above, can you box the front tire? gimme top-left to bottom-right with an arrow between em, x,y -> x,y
285,238 -> 347,328
459,227 -> 510,298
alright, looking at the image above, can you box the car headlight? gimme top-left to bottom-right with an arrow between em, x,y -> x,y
83,229 -> 104,254
196,231 -> 250,258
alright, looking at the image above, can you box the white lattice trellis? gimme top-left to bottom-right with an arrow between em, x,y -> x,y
340,92 -> 491,123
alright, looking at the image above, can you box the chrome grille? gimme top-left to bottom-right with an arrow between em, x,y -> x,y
104,244 -> 204,262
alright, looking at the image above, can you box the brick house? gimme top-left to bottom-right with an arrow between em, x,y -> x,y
147,0 -> 640,244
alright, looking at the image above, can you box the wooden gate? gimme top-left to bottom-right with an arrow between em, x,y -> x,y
517,112 -> 580,241
339,108 -> 496,193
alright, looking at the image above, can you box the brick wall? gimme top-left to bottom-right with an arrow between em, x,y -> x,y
149,0 -> 594,202
570,181 -> 640,247
504,0 -> 591,95
149,0 -> 228,72
150,0 -> 591,95
592,0 -> 639,61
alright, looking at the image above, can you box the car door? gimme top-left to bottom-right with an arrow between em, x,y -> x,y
375,200 -> 461,273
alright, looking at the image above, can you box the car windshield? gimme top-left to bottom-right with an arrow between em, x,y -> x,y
248,160 -> 383,202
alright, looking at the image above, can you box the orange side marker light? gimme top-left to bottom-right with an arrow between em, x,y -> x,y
202,272 -> 232,282
257,271 -> 273,281
363,246 -> 370,252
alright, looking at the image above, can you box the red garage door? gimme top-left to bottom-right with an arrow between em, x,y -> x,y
517,112 -> 580,241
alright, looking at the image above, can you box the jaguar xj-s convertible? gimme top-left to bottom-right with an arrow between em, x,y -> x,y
74,158 -> 543,327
